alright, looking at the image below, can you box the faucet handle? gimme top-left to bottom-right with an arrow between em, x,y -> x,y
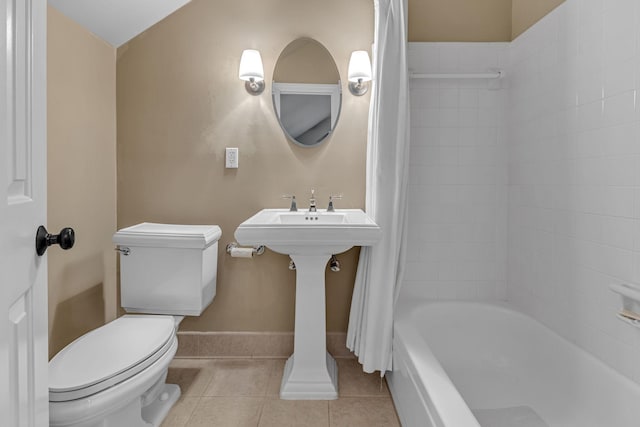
282,194 -> 297,212
327,194 -> 343,212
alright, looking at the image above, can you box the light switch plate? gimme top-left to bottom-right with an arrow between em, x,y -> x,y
225,147 -> 238,168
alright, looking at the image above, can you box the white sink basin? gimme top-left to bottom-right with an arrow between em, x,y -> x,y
235,208 -> 381,255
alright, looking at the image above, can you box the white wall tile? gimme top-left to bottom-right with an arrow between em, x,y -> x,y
508,0 -> 640,386
439,88 -> 459,108
603,57 -> 636,98
410,87 -> 439,109
459,88 -> 479,108
405,42 -> 509,304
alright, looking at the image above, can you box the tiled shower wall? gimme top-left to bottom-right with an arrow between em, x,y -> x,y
404,43 -> 509,300
405,43 -> 508,299
508,0 -> 640,382
405,1 -> 640,384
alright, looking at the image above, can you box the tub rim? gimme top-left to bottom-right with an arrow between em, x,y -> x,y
393,298 -> 483,427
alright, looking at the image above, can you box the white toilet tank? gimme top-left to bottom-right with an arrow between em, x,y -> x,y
113,223 -> 222,316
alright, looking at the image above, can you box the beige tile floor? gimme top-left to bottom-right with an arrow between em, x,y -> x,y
162,358 -> 401,427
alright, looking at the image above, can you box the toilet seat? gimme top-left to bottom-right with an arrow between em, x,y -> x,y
49,315 -> 176,402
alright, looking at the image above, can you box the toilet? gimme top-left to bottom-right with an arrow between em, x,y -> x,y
49,222 -> 222,427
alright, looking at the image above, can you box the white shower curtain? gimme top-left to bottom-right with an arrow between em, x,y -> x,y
346,0 -> 409,374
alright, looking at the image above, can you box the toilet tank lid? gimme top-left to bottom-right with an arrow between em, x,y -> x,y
113,223 -> 222,249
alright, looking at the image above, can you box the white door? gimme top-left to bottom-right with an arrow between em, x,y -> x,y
1,0 -> 49,426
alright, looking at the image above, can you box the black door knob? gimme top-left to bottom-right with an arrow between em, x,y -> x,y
36,226 -> 75,256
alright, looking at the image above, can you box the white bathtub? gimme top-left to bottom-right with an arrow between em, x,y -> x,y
387,300 -> 640,427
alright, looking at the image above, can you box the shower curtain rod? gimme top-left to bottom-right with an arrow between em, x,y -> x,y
410,70 -> 503,79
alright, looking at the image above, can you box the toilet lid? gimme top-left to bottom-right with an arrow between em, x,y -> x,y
49,315 -> 176,401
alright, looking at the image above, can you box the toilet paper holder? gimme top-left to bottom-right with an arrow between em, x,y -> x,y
226,242 -> 265,257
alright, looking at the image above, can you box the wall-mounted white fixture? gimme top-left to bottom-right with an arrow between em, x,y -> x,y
347,50 -> 372,96
611,283 -> 640,328
225,147 -> 239,168
239,49 -> 265,95
409,69 -> 504,90
409,70 -> 503,79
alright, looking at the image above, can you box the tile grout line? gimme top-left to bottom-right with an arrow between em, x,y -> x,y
198,359 -> 217,399
255,368 -> 270,427
181,396 -> 202,427
255,396 -> 266,427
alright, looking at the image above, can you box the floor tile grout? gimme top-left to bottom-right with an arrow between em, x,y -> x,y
181,396 -> 201,427
255,397 -> 265,427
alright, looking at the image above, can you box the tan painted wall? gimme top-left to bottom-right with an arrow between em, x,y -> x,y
47,7 -> 117,358
408,0 -> 565,42
116,0 -> 373,332
512,0 -> 565,39
408,0 -> 513,42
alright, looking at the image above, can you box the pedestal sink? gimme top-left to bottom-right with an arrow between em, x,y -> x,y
235,209 -> 381,400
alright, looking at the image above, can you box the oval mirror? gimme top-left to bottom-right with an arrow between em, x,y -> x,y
272,38 -> 341,148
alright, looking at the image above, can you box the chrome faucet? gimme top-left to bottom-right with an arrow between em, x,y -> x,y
327,194 -> 342,212
282,195 -> 297,212
308,189 -> 317,212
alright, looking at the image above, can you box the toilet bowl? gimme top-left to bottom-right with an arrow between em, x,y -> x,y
49,315 -> 179,427
49,223 -> 221,427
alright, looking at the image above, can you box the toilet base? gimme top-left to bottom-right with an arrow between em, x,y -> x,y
141,384 -> 181,426
58,383 -> 181,427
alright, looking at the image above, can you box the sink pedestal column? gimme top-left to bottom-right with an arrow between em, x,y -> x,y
280,253 -> 338,400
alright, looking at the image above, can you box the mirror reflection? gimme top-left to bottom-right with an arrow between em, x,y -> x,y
272,38 -> 341,147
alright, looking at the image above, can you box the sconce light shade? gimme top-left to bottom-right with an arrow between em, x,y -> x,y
348,51 -> 372,82
239,49 -> 265,95
239,49 -> 264,81
348,50 -> 372,96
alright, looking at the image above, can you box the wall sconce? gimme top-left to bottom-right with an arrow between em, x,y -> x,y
348,50 -> 372,96
239,49 -> 265,95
